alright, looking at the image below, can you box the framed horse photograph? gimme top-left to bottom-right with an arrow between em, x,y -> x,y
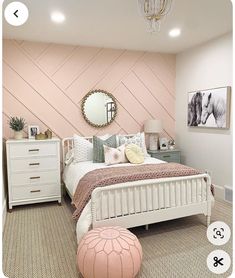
187,86 -> 231,129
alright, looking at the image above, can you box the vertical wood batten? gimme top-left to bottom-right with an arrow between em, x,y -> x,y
169,182 -> 172,207
180,181 -> 183,206
151,185 -> 154,211
163,183 -> 166,209
121,189 -> 124,216
196,179 -> 199,203
186,180 -> 188,205
107,191 -> 110,219
127,188 -> 130,215
134,187 -> 136,213
191,181 -> 193,204
139,187 -> 142,213
175,183 -> 177,207
114,189 -> 117,217
100,192 -> 104,220
157,184 -> 160,209
146,186 -> 149,211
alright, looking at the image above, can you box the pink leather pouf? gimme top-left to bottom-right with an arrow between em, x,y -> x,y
77,226 -> 142,278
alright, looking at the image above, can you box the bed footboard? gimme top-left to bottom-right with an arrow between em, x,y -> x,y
91,174 -> 212,228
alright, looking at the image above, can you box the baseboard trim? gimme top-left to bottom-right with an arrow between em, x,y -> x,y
2,198 -> 7,231
214,184 -> 225,201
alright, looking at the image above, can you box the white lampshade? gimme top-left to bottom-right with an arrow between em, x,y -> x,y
144,119 -> 162,133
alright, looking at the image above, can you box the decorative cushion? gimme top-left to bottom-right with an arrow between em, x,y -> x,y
77,226 -> 142,278
103,144 -> 128,165
125,143 -> 144,164
72,134 -> 111,164
93,135 -> 117,163
118,132 -> 149,157
73,134 -> 93,163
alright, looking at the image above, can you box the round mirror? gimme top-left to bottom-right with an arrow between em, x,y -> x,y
81,90 -> 117,128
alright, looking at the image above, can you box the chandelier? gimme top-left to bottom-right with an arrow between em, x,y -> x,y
138,0 -> 172,32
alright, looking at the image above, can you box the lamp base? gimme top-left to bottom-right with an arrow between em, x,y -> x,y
149,134 -> 159,151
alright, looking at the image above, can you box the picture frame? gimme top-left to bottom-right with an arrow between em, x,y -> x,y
28,125 -> 40,139
159,138 -> 168,150
188,86 -> 231,129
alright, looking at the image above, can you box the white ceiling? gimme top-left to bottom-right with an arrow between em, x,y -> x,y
3,0 -> 233,53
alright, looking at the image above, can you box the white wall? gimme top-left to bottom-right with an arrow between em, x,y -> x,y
175,33 -> 233,191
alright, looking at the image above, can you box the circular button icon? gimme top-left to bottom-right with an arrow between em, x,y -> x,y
207,221 -> 231,246
207,250 -> 231,274
4,2 -> 29,26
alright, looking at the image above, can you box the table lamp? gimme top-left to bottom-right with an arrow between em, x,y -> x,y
144,119 -> 162,151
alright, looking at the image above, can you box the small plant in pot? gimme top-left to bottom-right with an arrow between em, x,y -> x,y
9,117 -> 26,140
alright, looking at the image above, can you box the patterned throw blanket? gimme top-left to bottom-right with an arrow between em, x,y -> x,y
72,163 -> 208,220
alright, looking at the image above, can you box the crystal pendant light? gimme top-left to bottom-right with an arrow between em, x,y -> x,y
138,0 -> 172,32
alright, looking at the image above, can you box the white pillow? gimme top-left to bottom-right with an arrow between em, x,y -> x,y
72,134 -> 110,163
118,132 -> 149,157
73,134 -> 93,163
103,144 -> 128,166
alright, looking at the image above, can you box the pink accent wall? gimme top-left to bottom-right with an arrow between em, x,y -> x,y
3,39 -> 176,140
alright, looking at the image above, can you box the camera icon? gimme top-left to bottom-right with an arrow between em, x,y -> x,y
207,221 -> 231,246
213,227 -> 224,239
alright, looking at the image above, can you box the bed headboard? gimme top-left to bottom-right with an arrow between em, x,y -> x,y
62,137 -> 91,167
62,134 -> 135,168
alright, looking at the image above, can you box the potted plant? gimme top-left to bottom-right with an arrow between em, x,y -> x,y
9,117 -> 26,140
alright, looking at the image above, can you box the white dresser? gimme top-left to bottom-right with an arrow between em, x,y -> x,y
6,138 -> 61,211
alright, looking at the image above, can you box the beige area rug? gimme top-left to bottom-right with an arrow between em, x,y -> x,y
3,197 -> 232,278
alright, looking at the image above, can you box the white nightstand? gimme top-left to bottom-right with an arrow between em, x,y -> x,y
6,138 -> 61,211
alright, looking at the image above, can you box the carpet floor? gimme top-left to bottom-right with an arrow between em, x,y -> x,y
3,197 -> 232,278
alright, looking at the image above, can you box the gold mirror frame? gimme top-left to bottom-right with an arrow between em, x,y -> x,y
81,89 -> 117,128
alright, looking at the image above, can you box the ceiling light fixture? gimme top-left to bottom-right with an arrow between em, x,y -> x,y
138,0 -> 172,33
169,28 -> 181,37
51,11 -> 65,23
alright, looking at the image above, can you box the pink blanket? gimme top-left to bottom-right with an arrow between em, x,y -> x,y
72,163 -> 206,220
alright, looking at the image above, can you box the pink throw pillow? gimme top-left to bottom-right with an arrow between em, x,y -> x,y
103,144 -> 128,165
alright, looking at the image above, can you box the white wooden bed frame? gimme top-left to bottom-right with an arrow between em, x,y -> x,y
62,136 -> 212,229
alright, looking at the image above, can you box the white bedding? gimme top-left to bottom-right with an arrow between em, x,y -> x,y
63,158 -> 214,243
63,157 -> 165,197
63,157 -> 165,242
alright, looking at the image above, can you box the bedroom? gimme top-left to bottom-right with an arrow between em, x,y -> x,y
1,0 -> 233,277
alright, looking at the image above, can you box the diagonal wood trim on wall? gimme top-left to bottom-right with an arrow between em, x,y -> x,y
3,39 -> 176,140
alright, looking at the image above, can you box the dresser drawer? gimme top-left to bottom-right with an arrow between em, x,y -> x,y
157,153 -> 180,163
12,184 -> 60,201
149,150 -> 181,163
9,142 -> 57,158
10,157 -> 58,173
11,171 -> 59,186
